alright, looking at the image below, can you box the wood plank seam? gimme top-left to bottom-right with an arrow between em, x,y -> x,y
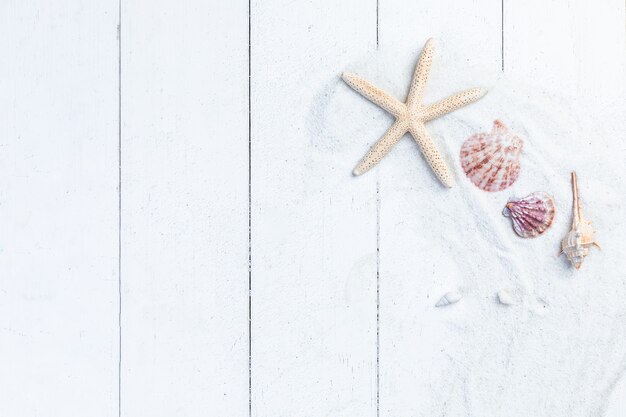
501,0 -> 505,71
117,1 -> 123,417
248,0 -> 253,416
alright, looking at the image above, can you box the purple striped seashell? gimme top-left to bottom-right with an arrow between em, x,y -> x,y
502,192 -> 556,238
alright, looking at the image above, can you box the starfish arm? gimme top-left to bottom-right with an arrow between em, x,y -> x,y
406,38 -> 435,109
342,72 -> 405,117
422,87 -> 487,121
408,123 -> 455,187
353,119 -> 409,176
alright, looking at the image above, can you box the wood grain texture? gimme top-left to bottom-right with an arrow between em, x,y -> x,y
1,1 -> 625,416
250,0 -> 378,415
0,2 -> 119,416
120,1 -> 249,416
376,1 -> 502,416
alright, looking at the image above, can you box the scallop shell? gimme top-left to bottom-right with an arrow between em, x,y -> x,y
460,120 -> 524,192
435,291 -> 462,307
502,192 -> 556,238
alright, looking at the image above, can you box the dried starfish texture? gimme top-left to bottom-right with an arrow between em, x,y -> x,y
343,38 -> 487,187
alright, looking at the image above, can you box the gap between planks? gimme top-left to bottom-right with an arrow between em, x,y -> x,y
375,2 -> 380,415
117,0 -> 122,416
248,0 -> 253,416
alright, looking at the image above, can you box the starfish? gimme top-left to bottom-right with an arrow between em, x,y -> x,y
343,38 -> 487,187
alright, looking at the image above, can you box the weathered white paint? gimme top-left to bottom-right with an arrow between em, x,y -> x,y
250,1 -> 378,416
0,1 -> 625,416
0,2 -> 119,416
120,1 -> 249,416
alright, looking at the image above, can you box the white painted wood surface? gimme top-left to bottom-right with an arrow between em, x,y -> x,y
120,1 -> 249,415
0,1 -> 624,416
250,2 -> 378,417
0,2 -> 119,416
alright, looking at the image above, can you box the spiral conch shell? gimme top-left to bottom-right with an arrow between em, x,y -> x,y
502,192 -> 556,238
460,120 -> 524,192
560,172 -> 600,270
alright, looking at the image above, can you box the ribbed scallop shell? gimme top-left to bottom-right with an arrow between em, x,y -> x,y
502,192 -> 555,238
460,120 -> 524,192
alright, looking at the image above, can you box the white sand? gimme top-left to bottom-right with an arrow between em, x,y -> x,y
322,44 -> 626,415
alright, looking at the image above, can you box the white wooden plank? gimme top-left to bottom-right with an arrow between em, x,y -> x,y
0,2 -> 119,416
375,1 -> 502,416
120,1 -> 249,415
250,1 -> 378,416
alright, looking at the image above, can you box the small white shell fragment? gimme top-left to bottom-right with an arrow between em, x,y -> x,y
435,291 -> 462,307
497,289 -> 517,306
